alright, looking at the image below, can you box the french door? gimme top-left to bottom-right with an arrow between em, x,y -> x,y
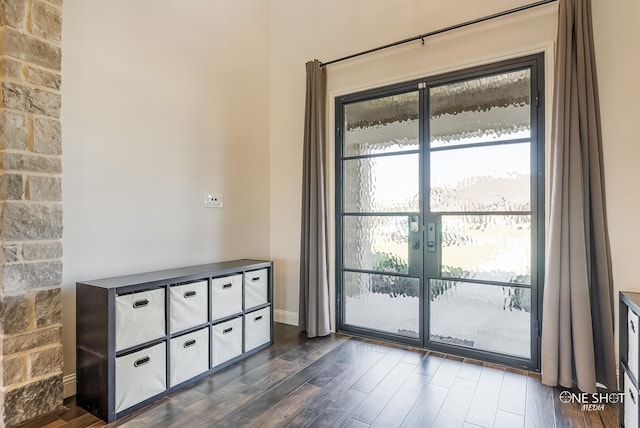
335,54 -> 544,369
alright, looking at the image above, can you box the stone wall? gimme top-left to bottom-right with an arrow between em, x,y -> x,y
0,0 -> 63,426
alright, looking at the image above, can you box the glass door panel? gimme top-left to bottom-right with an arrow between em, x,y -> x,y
430,143 -> 531,212
441,215 -> 531,284
344,92 -> 419,156
425,66 -> 536,362
339,89 -> 421,343
429,69 -> 531,147
429,279 -> 531,358
345,272 -> 419,338
343,216 -> 410,274
344,154 -> 419,213
337,54 -> 543,369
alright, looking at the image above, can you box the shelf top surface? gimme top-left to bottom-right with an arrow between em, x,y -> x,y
77,259 -> 272,289
621,291 -> 640,313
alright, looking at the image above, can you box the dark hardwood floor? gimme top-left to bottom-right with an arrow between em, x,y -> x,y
18,323 -> 618,428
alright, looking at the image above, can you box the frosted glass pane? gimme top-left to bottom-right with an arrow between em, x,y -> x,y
344,216 -> 409,274
430,69 -> 531,147
441,215 -> 531,284
344,92 -> 419,156
429,280 -> 530,358
344,153 -> 419,213
430,143 -> 530,212
344,272 -> 419,338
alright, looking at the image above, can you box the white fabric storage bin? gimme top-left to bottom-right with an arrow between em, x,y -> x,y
625,372 -> 639,428
115,288 -> 165,352
244,269 -> 268,309
244,306 -> 271,352
211,274 -> 242,321
211,317 -> 243,367
630,308 -> 639,381
170,328 -> 209,387
170,280 -> 208,333
115,342 -> 166,413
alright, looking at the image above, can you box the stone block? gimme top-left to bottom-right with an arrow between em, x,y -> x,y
1,56 -> 24,79
32,0 -> 62,44
2,81 -> 61,118
1,260 -> 62,292
3,374 -> 63,426
29,344 -> 63,377
1,325 -> 61,355
0,0 -> 28,30
26,66 -> 61,90
1,152 -> 62,173
33,117 -> 61,154
34,287 -> 61,327
22,241 -> 62,261
28,176 -> 61,201
0,173 -> 25,200
0,27 -> 61,71
2,355 -> 26,386
1,202 -> 63,241
2,244 -> 20,262
0,292 -> 29,334
0,110 -> 28,150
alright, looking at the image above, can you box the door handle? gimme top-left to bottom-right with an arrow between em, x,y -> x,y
426,222 -> 436,252
410,216 -> 421,249
408,215 -> 422,277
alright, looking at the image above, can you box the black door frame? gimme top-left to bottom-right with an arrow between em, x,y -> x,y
335,53 -> 545,371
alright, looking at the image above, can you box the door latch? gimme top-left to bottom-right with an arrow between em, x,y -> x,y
426,222 -> 436,252
410,216 -> 420,233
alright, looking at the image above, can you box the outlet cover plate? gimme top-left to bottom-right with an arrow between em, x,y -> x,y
204,194 -> 223,208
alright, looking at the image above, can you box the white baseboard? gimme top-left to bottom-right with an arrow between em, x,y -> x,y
63,373 -> 76,398
274,309 -> 298,326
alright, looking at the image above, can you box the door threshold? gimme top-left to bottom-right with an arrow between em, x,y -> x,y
336,329 -> 541,379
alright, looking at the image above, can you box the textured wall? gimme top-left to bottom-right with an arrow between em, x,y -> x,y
0,0 -> 64,425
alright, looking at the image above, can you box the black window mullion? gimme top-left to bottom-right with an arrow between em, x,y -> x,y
342,150 -> 420,162
429,137 -> 532,153
342,268 -> 418,279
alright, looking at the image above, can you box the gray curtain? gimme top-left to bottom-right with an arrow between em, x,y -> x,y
541,0 -> 616,392
299,59 -> 331,338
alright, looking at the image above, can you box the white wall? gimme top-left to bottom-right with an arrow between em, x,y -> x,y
270,0 -> 640,351
592,0 -> 640,355
61,0 -> 270,386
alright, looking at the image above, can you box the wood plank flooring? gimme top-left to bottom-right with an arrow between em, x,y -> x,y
17,323 -> 619,428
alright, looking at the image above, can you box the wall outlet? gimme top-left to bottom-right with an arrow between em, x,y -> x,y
204,194 -> 223,208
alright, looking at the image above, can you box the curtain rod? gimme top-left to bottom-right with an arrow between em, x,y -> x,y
320,0 -> 558,68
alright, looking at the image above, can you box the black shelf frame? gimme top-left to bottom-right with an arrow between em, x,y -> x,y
76,259 -> 274,423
